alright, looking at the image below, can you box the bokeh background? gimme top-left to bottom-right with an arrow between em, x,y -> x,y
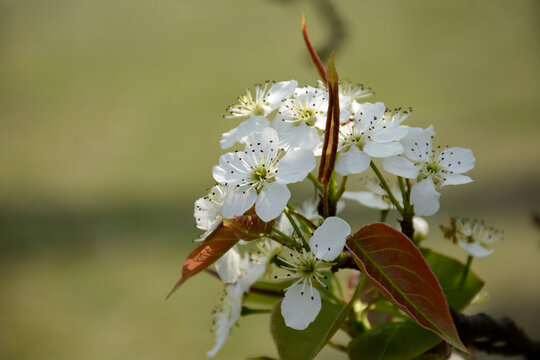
1,0 -> 539,359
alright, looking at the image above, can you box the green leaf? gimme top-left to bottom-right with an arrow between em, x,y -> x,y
270,299 -> 343,360
422,249 -> 484,311
348,322 -> 442,360
346,223 -> 467,353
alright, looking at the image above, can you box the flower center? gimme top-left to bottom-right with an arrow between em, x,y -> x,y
419,160 -> 445,184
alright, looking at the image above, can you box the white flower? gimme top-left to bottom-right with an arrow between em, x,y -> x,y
317,79 -> 374,104
226,80 -> 298,120
221,81 -> 298,149
220,115 -> 270,149
338,79 -> 374,102
335,102 -> 408,176
194,184 -> 229,241
272,86 -> 350,152
381,126 -> 475,216
455,218 -> 502,258
213,127 -> 316,222
278,217 -> 351,330
215,246 -> 242,284
207,284 -> 243,358
413,216 -> 429,241
207,251 -> 267,357
342,178 -> 402,210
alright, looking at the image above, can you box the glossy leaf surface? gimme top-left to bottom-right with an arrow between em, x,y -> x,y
348,321 -> 441,360
271,299 -> 343,360
166,223 -> 238,298
345,223 -> 466,352
423,249 -> 484,311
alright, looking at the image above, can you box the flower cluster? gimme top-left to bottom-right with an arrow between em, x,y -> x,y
180,76 -> 483,357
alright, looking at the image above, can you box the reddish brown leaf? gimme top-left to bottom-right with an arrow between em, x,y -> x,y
166,223 -> 238,299
224,215 -> 274,241
318,53 -> 340,185
166,214 -> 273,299
301,15 -> 326,83
345,223 -> 467,353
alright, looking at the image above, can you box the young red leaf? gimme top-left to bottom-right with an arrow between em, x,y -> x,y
301,15 -> 326,83
224,215 -> 274,241
345,223 -> 467,353
317,52 -> 340,186
166,214 -> 272,299
166,222 -> 238,299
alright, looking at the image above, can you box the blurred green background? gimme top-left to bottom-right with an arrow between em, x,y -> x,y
1,0 -> 539,359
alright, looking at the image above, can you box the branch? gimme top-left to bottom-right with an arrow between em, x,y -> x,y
451,310 -> 540,359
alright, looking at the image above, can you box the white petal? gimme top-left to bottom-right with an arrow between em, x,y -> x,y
401,126 -> 435,162
310,216 -> 351,261
342,191 -> 391,210
410,178 -> 441,216
244,127 -> 280,163
237,259 -> 266,293
273,121 -> 321,152
354,102 -> 386,122
458,241 -> 494,258
439,147 -> 475,174
275,150 -> 316,184
338,96 -> 352,123
364,141 -> 404,158
335,147 -> 371,176
220,116 -> 270,149
371,122 -> 408,143
206,285 -> 243,358
255,182 -> 290,222
441,174 -> 473,186
413,217 -> 429,238
221,187 -> 257,218
381,156 -> 419,179
213,153 -> 251,186
266,80 -> 298,109
281,283 -> 322,330
215,247 -> 241,283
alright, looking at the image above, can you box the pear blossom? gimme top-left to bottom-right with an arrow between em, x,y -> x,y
272,86 -> 350,152
194,184 -> 229,241
381,126 -> 475,216
342,178 -> 402,210
413,216 -> 429,242
213,127 -> 316,222
335,102 -> 408,176
278,217 -> 351,330
221,81 -> 298,149
318,79 -> 374,104
207,249 -> 267,357
455,218 -> 503,258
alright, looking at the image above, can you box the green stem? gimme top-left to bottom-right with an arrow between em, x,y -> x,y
398,176 -> 410,209
284,209 -> 310,251
370,161 -> 405,215
379,209 -> 389,223
336,175 -> 348,199
287,209 -> 318,230
270,228 -> 300,250
459,255 -> 473,288
307,172 -> 324,192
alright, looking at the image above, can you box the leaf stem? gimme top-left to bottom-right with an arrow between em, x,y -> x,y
308,172 -> 324,192
284,208 -> 310,251
336,175 -> 348,199
459,255 -> 473,288
398,176 -> 410,209
379,209 -> 389,223
370,161 -> 405,215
